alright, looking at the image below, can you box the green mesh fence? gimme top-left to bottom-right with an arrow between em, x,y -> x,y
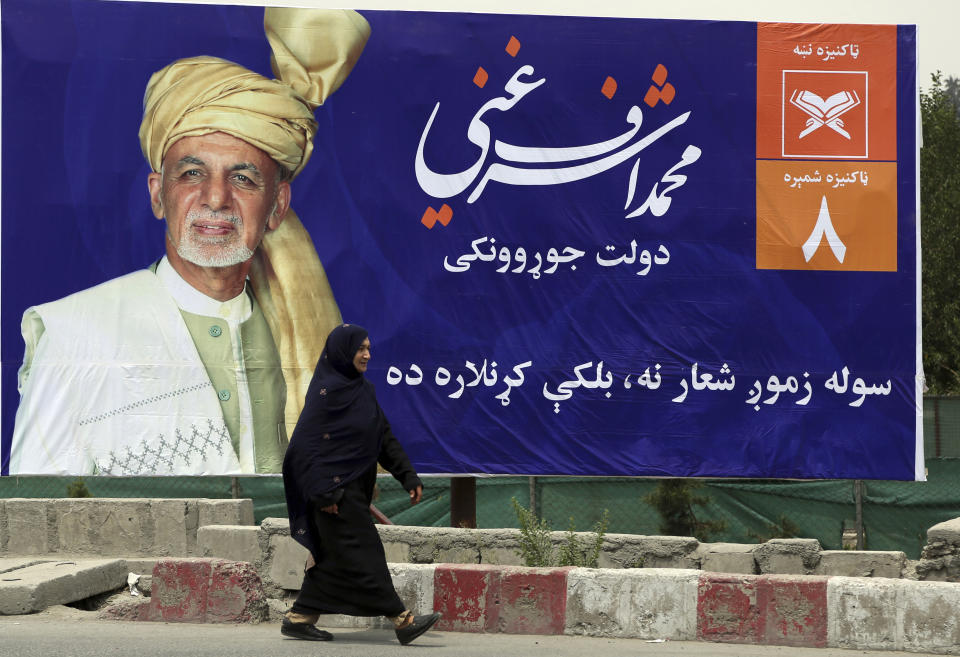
4,397 -> 960,560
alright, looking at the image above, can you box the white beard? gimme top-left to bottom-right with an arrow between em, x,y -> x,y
174,210 -> 254,268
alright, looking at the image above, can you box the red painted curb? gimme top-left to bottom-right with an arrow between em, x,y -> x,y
147,559 -> 212,622
697,574 -> 761,643
207,561 -> 267,623
433,564 -> 572,635
434,564 -> 500,632
696,573 -> 827,647
758,575 -> 828,648
145,559 -> 265,623
499,567 -> 569,635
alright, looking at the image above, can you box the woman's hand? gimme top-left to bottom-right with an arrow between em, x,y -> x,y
409,485 -> 423,505
321,504 -> 339,514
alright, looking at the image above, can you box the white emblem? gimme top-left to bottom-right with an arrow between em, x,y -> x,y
790,89 -> 860,139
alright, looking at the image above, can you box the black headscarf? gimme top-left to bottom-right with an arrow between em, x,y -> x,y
283,324 -> 386,554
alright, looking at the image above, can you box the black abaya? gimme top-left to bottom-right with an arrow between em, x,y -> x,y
284,324 -> 422,618
292,471 -> 403,617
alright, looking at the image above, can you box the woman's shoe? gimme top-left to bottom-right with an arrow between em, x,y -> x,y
395,612 -> 441,645
281,617 -> 334,641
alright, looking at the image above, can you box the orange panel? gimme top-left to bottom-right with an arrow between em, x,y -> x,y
756,160 -> 897,271
757,23 -> 897,161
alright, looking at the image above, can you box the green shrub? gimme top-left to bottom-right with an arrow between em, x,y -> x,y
66,478 -> 92,498
644,479 -> 725,541
557,510 -> 609,568
511,497 -> 554,567
512,498 -> 609,567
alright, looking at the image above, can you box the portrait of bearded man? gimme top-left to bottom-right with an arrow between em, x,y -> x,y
8,7 -> 368,475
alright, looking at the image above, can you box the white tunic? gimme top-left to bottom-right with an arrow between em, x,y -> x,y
9,269 -> 242,475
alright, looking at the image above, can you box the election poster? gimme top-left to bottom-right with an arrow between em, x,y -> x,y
0,0 -> 921,479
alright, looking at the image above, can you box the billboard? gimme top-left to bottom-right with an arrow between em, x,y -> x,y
0,0 -> 922,478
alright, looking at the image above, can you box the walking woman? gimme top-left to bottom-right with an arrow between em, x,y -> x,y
281,323 -> 441,644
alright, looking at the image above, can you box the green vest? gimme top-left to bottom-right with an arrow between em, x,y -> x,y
179,295 -> 287,473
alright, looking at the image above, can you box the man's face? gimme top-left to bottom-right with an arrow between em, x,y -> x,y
148,132 -> 290,268
353,338 -> 371,374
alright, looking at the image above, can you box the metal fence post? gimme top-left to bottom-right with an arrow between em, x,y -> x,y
854,479 -> 865,549
528,476 -> 538,517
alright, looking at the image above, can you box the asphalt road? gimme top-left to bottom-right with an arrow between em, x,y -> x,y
0,606 -> 941,657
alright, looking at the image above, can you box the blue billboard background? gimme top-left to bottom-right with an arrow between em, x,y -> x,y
0,0 -> 920,478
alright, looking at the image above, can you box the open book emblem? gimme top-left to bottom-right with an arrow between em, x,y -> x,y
789,89 -> 860,139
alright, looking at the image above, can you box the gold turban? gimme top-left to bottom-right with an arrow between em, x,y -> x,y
139,8 -> 371,441
139,7 -> 370,178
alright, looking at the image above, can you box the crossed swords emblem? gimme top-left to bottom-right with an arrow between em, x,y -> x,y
789,89 -> 860,139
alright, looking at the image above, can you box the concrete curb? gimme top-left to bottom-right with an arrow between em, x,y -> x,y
0,499 -> 254,558
126,559 -> 960,652
126,558 -> 267,623
0,558 -> 128,615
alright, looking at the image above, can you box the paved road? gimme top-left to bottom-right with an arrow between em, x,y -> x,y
0,607 -> 940,657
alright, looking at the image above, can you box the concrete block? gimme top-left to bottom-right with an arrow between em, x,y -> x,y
52,499 -> 152,555
381,540 -> 410,563
696,573 -> 761,643
0,558 -> 128,614
144,558 -> 266,624
754,539 -> 821,575
827,576 -> 899,650
565,568 -> 699,639
198,526 -> 261,564
599,535 -> 700,569
147,558 -> 212,622
828,576 -> 960,652
699,543 -> 757,575
497,566 -> 570,635
899,580 -> 960,653
432,564 -> 569,635
265,534 -> 309,591
918,519 -> 960,582
5,499 -> 49,554
395,526 -> 482,565
150,499 -> 189,556
53,499 -> 94,553
198,499 -> 254,527
95,499 -> 152,555
758,575 -> 827,647
816,550 -> 905,579
478,546 -> 522,566
915,556 -> 960,582
697,573 -> 827,647
389,563 -> 436,615
259,517 -> 289,536
206,560 -> 267,623
926,517 -> 960,546
477,528 -> 522,566
433,564 -> 501,632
